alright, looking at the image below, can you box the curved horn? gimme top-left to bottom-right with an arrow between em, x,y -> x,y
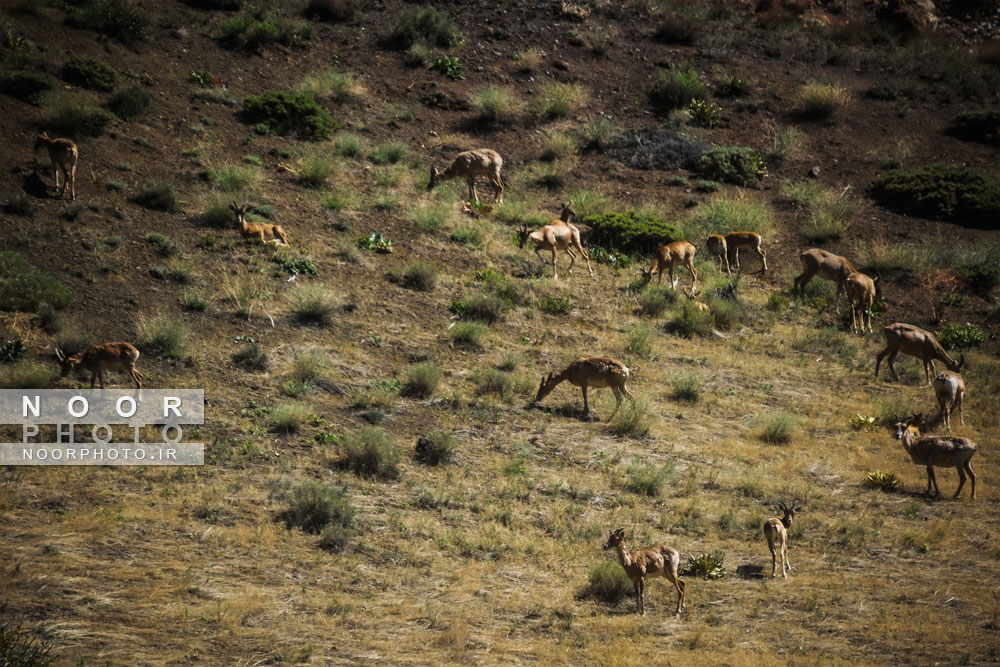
958,353 -> 965,370
54,347 -> 65,361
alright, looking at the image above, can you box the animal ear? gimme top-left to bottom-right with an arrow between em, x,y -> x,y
230,202 -> 239,211
958,354 -> 965,369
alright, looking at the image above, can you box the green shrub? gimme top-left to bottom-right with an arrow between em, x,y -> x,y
290,284 -> 341,326
452,293 -> 507,324
608,395 -> 654,438
650,62 -> 706,111
287,347 -> 328,386
270,401 -> 311,433
637,286 -> 677,318
333,132 -> 366,157
947,109 -> 1000,145
357,232 -> 394,253
132,181 -> 178,212
2,196 -> 34,218
451,322 -> 487,348
577,118 -> 619,152
716,74 -> 755,98
865,471 -> 901,493
145,232 -> 177,257
0,360 -> 57,389
540,132 -> 576,162
0,251 -> 72,311
937,323 -> 987,349
538,295 -> 573,315
297,152 -> 337,188
403,362 -> 440,398
137,314 -> 189,359
396,261 -> 437,292
580,560 -> 632,604
870,164 -> 1000,228
794,81 -> 850,120
221,11 -> 311,50
957,258 -> 1000,296
337,426 -> 402,480
232,343 -> 269,371
415,430 -> 457,465
450,224 -> 486,249
0,69 -> 56,105
0,338 -> 28,364
687,99 -> 721,128
106,85 -> 153,120
625,323 -> 655,359
671,373 -> 700,402
668,299 -> 713,338
758,412 -> 797,444
42,92 -> 113,137
241,90 -> 337,139
370,141 -> 409,165
473,368 -> 513,398
388,5 -> 462,49
278,480 -> 354,534
690,194 -> 774,236
207,165 -> 260,192
304,0 -> 358,23
0,625 -> 52,665
469,85 -> 522,127
626,457 -> 668,495
66,0 -> 147,44
532,82 -> 587,119
682,551 -> 726,579
708,295 -> 741,332
61,54 -> 119,91
582,211 -> 681,255
698,146 -> 767,187
431,55 -> 464,80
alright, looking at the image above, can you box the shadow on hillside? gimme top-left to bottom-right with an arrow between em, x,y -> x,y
13,167 -> 48,199
736,564 -> 765,580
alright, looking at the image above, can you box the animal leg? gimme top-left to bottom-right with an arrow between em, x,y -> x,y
924,360 -> 935,385
566,248 -> 576,275
52,163 -> 60,195
669,266 -> 677,288
550,246 -> 559,278
886,351 -> 900,382
965,461 -> 976,500
90,372 -> 97,389
633,580 -> 642,614
784,542 -> 792,572
69,160 -> 76,200
769,543 -> 778,578
927,466 -> 941,497
954,464 -> 967,499
677,578 -> 686,612
638,578 -> 646,616
688,261 -> 698,290
874,345 -> 890,378
957,392 -> 964,426
757,246 -> 767,273
580,385 -> 589,417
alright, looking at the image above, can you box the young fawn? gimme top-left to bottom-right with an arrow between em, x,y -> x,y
603,528 -> 686,615
34,132 -> 78,200
763,502 -> 797,578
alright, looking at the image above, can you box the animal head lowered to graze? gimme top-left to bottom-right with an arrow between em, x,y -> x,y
428,148 -> 504,204
533,356 -> 632,419
55,342 -> 143,392
875,323 -> 963,384
639,241 -> 697,290
517,204 -> 594,278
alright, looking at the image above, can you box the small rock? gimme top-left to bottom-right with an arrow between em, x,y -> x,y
171,28 -> 189,39
808,166 -> 821,178
684,199 -> 698,208
554,59 -> 570,71
429,130 -> 438,137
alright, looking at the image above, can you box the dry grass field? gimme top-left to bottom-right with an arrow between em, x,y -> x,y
1,0 -> 999,664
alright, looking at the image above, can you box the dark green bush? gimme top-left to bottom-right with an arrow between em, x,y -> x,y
698,146 -> 767,187
107,85 -> 153,120
637,285 -> 677,317
947,109 -> 1000,145
0,338 -> 28,363
870,164 -> 1000,228
43,92 -> 113,137
0,251 -> 72,312
581,211 -> 682,255
2,196 -> 34,218
452,293 -> 507,324
957,258 -> 1000,296
387,5 -> 462,49
649,62 -> 706,112
402,362 -> 440,398
305,0 -> 358,22
277,480 -> 354,534
0,69 -> 56,105
65,0 -> 147,44
391,261 -> 437,292
61,54 -> 119,91
131,181 -> 178,212
232,343 -> 270,371
667,299 -> 713,338
241,90 -> 337,139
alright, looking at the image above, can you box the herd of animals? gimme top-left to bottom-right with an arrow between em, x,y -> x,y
29,138 -> 983,616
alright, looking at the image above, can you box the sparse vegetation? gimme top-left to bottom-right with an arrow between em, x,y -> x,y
698,146 -> 767,187
470,85 -> 522,127
388,5 -> 462,49
0,70 -> 56,106
137,313 -> 189,359
532,82 -> 587,119
870,164 -> 1000,228
42,91 -> 113,137
66,0 -> 148,44
106,85 -> 153,120
947,109 -> 1000,145
758,412 -> 797,444
794,81 -> 850,120
304,0 -> 358,23
402,362 -> 441,398
637,285 -> 677,318
132,181 -> 178,212
580,560 -> 632,604
0,251 -> 72,311
270,401 -> 311,433
650,62 -> 707,111
337,426 -> 402,480
290,284 -> 341,326
61,54 -> 119,91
